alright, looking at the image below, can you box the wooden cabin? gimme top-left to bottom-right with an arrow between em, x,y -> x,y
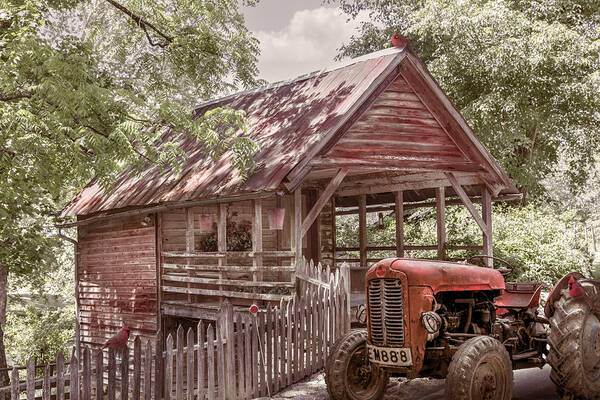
61,44 -> 520,348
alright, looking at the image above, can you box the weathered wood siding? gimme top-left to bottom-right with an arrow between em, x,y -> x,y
77,214 -> 158,347
160,195 -> 295,309
315,73 -> 475,173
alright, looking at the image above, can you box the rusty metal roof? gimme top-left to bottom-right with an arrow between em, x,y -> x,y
63,46 -> 517,217
63,48 -> 404,216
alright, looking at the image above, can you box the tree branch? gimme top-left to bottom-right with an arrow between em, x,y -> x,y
103,0 -> 173,47
0,93 -> 31,102
83,124 -> 153,163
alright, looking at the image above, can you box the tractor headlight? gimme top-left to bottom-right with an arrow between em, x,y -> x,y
421,311 -> 443,334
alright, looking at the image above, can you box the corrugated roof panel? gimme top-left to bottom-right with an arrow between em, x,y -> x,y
62,49 -> 402,216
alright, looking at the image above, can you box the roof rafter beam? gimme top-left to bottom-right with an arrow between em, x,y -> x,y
336,173 -> 482,197
446,172 -> 487,233
300,168 -> 348,239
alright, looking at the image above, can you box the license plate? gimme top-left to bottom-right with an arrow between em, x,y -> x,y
367,344 -> 412,367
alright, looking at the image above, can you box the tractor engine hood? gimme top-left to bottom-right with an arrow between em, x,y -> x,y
367,258 -> 505,294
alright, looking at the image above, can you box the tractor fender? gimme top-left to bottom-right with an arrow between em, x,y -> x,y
544,271 -> 585,318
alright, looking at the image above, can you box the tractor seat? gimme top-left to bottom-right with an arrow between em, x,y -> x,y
494,282 -> 543,310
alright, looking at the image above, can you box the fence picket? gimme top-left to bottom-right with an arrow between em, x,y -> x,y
70,354 -> 79,400
144,340 -> 152,400
257,311 -> 266,397
11,367 -> 18,400
165,334 -> 173,400
224,300 -> 234,400
296,297 -> 302,382
155,330 -> 164,400
244,315 -> 252,399
197,321 -> 205,400
122,346 -> 129,400
43,363 -> 50,400
131,336 -> 142,400
216,321 -> 225,400
302,297 -> 308,378
132,337 -> 141,400
235,313 -> 244,399
0,257 -> 351,400
251,314 -> 259,398
107,349 -> 116,400
26,358 -> 35,400
206,325 -> 215,400
318,287 -> 325,368
266,304 -> 273,394
273,304 -> 280,393
186,328 -> 194,400
176,326 -> 184,400
311,289 -> 318,373
83,348 -> 91,400
95,350 -> 103,400
278,300 -> 286,390
286,300 -> 292,386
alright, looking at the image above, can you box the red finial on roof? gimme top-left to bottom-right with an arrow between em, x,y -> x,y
391,32 -> 410,48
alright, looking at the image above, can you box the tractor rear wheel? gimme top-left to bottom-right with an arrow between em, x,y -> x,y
548,283 -> 600,399
325,329 -> 389,400
445,336 -> 513,400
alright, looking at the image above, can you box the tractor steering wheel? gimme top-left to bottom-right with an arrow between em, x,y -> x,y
466,255 -> 515,277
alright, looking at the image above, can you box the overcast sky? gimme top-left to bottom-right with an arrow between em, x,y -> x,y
241,1 -> 368,83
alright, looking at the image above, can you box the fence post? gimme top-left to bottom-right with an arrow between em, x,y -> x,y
340,263 -> 351,332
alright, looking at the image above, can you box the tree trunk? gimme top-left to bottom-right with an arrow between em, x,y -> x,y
0,266 -> 9,399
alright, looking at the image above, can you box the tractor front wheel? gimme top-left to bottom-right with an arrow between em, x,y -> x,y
548,283 -> 600,399
325,329 -> 389,400
445,336 -> 513,400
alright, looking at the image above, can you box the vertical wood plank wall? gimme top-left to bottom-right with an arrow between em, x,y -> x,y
77,214 -> 158,347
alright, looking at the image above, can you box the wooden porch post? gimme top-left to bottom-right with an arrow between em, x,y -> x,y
482,187 -> 493,268
253,199 -> 263,282
185,208 -> 194,303
395,191 -> 404,257
332,197 -> 337,269
436,187 -> 446,260
217,203 -> 227,298
359,194 -> 367,267
294,189 -> 303,268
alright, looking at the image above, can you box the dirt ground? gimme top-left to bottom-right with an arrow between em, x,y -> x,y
269,365 -> 560,400
269,373 -> 444,400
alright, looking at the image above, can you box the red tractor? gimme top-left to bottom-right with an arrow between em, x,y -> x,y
325,257 -> 600,399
